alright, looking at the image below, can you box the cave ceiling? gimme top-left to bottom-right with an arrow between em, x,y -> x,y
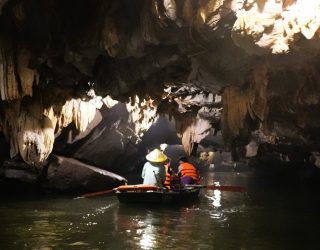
1,0 -> 320,166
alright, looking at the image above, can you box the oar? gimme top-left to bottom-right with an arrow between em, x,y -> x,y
185,184 -> 245,192
74,189 -> 116,199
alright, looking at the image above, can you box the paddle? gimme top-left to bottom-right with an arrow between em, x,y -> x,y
74,188 -> 116,199
74,183 -> 245,199
185,184 -> 245,192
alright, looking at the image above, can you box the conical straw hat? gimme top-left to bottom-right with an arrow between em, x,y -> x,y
146,149 -> 167,162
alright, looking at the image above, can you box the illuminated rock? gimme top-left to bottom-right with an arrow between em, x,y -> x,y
0,0 -> 320,171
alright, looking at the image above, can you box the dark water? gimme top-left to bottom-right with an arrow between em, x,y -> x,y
1,172 -> 320,250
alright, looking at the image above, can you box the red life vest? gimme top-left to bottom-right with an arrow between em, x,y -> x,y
164,164 -> 173,188
180,162 -> 200,183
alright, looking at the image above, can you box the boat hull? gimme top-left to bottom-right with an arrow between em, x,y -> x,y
116,188 -> 200,205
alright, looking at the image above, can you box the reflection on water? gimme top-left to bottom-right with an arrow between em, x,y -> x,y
1,171 -> 320,249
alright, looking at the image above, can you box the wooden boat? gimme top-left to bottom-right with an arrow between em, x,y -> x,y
114,184 -> 200,205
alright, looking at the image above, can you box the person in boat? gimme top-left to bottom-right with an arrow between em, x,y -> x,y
177,156 -> 200,185
142,148 -> 167,187
164,157 -> 174,189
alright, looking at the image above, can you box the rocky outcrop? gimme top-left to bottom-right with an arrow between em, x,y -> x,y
0,155 -> 127,193
51,97 -> 161,173
42,156 -> 127,193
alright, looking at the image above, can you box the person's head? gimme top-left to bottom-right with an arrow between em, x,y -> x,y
146,148 -> 167,163
164,157 -> 171,166
178,156 -> 188,164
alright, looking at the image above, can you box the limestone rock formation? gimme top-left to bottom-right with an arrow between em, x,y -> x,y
1,92 -> 101,166
0,0 -> 320,178
42,156 -> 127,193
159,85 -> 221,155
0,155 -> 127,193
232,0 -> 320,55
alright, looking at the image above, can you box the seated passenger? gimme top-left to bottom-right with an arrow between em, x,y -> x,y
164,158 -> 173,189
177,156 -> 200,185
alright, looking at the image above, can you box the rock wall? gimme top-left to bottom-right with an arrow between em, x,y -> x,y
1,0 -> 320,172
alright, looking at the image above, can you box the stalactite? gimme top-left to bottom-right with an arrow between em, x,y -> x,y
141,1 -> 159,44
221,62 -> 269,147
247,62 -> 268,121
163,0 -> 178,22
0,49 -> 20,100
182,0 -> 196,25
56,99 -> 75,130
1,0 -> 320,168
160,86 -> 220,155
101,16 -> 120,57
17,111 -> 54,165
0,94 -> 100,165
0,45 -> 37,101
103,95 -> 119,108
17,47 -> 38,97
75,99 -> 98,132
221,86 -> 248,147
232,0 -> 320,54
197,0 -> 224,26
127,95 -> 158,140
54,98 -> 99,133
181,122 -> 195,156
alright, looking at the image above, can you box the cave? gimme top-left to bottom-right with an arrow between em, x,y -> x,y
3,1 -> 320,249
1,0 -> 320,192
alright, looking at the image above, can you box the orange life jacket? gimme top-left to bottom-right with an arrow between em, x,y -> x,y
164,164 -> 173,188
180,162 -> 200,183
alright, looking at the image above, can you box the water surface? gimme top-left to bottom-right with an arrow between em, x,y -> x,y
1,172 -> 320,249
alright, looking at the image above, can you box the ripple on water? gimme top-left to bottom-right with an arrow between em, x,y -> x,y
8,172 -> 314,249
69,241 -> 89,246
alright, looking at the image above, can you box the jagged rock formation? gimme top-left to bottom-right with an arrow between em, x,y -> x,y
159,85 -> 221,155
0,0 -> 320,177
0,91 -> 100,165
232,0 -> 320,55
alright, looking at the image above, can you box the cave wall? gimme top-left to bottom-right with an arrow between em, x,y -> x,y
1,0 -> 320,169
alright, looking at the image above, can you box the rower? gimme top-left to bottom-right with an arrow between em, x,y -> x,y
141,149 -> 167,187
